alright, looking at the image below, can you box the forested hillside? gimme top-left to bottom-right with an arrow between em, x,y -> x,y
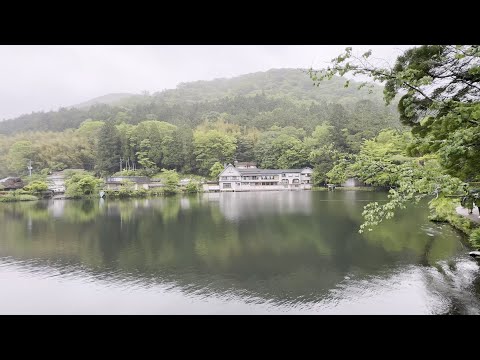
71,93 -> 140,109
0,68 -> 402,181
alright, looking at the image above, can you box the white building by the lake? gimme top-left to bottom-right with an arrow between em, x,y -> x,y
218,163 -> 313,192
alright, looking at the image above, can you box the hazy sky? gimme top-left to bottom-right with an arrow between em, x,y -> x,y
0,45 -> 413,120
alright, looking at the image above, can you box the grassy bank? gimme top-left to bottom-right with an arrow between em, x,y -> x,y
429,196 -> 480,248
0,193 -> 38,202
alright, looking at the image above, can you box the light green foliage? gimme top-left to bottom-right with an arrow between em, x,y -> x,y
305,123 -> 334,150
209,162 -> 225,180
76,119 -> 105,137
8,140 -> 33,175
65,173 -> 102,198
409,102 -> 480,181
63,169 -> 88,180
161,168 -> 180,195
310,45 -> 480,233
350,130 -> 412,187
23,181 -> 48,194
117,180 -> 144,198
194,129 -> 237,175
185,182 -> 200,193
135,139 -> 157,173
470,228 -> 480,248
0,192 -> 37,202
24,172 -> 48,184
326,156 -> 352,185
359,159 -> 462,233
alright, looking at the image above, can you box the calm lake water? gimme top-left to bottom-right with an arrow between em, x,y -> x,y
1,191 -> 479,314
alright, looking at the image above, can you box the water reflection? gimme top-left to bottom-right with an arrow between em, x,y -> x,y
0,192 -> 479,314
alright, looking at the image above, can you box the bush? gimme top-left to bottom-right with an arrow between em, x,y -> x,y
209,162 -> 224,180
65,173 -> 103,198
23,180 -> 48,194
470,228 -> 480,249
184,182 -> 200,193
0,190 -> 38,202
147,188 -> 164,196
161,169 -> 179,195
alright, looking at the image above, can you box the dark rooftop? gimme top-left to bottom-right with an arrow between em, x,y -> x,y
236,168 -> 309,175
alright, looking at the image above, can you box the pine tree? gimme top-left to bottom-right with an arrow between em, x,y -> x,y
95,121 -> 121,176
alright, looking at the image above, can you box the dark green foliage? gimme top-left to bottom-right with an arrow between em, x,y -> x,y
95,121 -> 121,175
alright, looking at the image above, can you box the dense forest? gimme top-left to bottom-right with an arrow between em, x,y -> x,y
0,68 -> 402,181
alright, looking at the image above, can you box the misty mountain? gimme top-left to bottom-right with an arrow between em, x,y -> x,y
70,93 -> 140,109
152,68 -> 386,105
0,68 -> 396,135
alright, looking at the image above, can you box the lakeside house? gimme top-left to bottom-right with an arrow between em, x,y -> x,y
218,163 -> 313,192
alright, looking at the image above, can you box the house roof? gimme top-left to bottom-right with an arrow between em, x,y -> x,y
236,168 -> 310,175
219,164 -> 312,177
237,169 -> 280,175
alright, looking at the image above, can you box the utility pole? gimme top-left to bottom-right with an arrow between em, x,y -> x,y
120,157 -> 123,172
27,159 -> 32,177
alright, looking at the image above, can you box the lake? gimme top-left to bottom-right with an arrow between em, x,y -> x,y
1,191 -> 479,314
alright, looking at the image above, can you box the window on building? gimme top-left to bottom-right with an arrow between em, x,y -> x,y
223,183 -> 231,189
293,179 -> 299,183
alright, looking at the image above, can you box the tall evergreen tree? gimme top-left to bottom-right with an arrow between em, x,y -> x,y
95,121 -> 121,175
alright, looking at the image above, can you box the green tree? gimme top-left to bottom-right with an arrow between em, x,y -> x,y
185,181 -> 200,193
95,121 -> 121,175
254,128 -> 309,169
23,181 -> 48,194
136,139 -> 157,173
193,129 -> 237,175
8,140 -> 33,175
209,162 -> 224,180
309,45 -> 479,231
65,173 -> 102,198
161,169 -> 179,195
